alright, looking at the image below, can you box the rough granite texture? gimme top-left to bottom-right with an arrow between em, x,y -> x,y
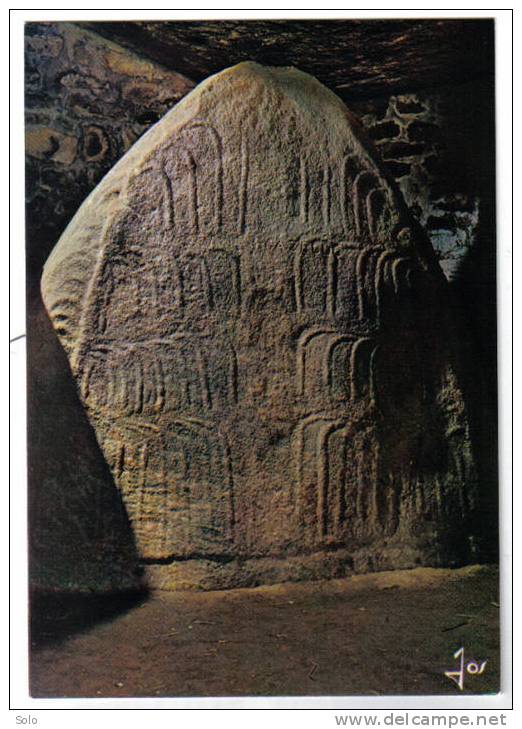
40,63 -> 479,590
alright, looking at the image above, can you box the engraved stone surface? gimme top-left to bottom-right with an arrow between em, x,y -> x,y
41,62 -> 477,590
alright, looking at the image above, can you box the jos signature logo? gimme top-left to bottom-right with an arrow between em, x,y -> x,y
444,646 -> 487,691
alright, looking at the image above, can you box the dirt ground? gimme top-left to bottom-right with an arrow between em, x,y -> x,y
30,564 -> 499,698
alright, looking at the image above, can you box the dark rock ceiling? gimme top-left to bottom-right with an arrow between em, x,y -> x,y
79,18 -> 495,101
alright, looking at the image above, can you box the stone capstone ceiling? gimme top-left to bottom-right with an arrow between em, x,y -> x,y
79,19 -> 494,102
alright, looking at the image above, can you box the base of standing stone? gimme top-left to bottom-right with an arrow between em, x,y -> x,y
143,543 -> 465,591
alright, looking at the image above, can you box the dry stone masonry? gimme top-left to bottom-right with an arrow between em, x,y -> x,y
42,63 -> 477,589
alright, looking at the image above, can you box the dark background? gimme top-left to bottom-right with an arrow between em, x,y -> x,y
25,19 -> 498,593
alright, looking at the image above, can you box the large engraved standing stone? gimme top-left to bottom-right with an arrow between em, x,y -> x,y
42,62 -> 477,589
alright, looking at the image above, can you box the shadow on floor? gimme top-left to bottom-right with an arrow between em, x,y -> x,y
30,587 -> 150,649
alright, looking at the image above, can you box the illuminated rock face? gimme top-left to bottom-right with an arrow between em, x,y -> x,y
42,62 -> 476,589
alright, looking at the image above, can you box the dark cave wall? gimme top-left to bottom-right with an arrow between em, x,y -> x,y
25,21 -> 497,591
